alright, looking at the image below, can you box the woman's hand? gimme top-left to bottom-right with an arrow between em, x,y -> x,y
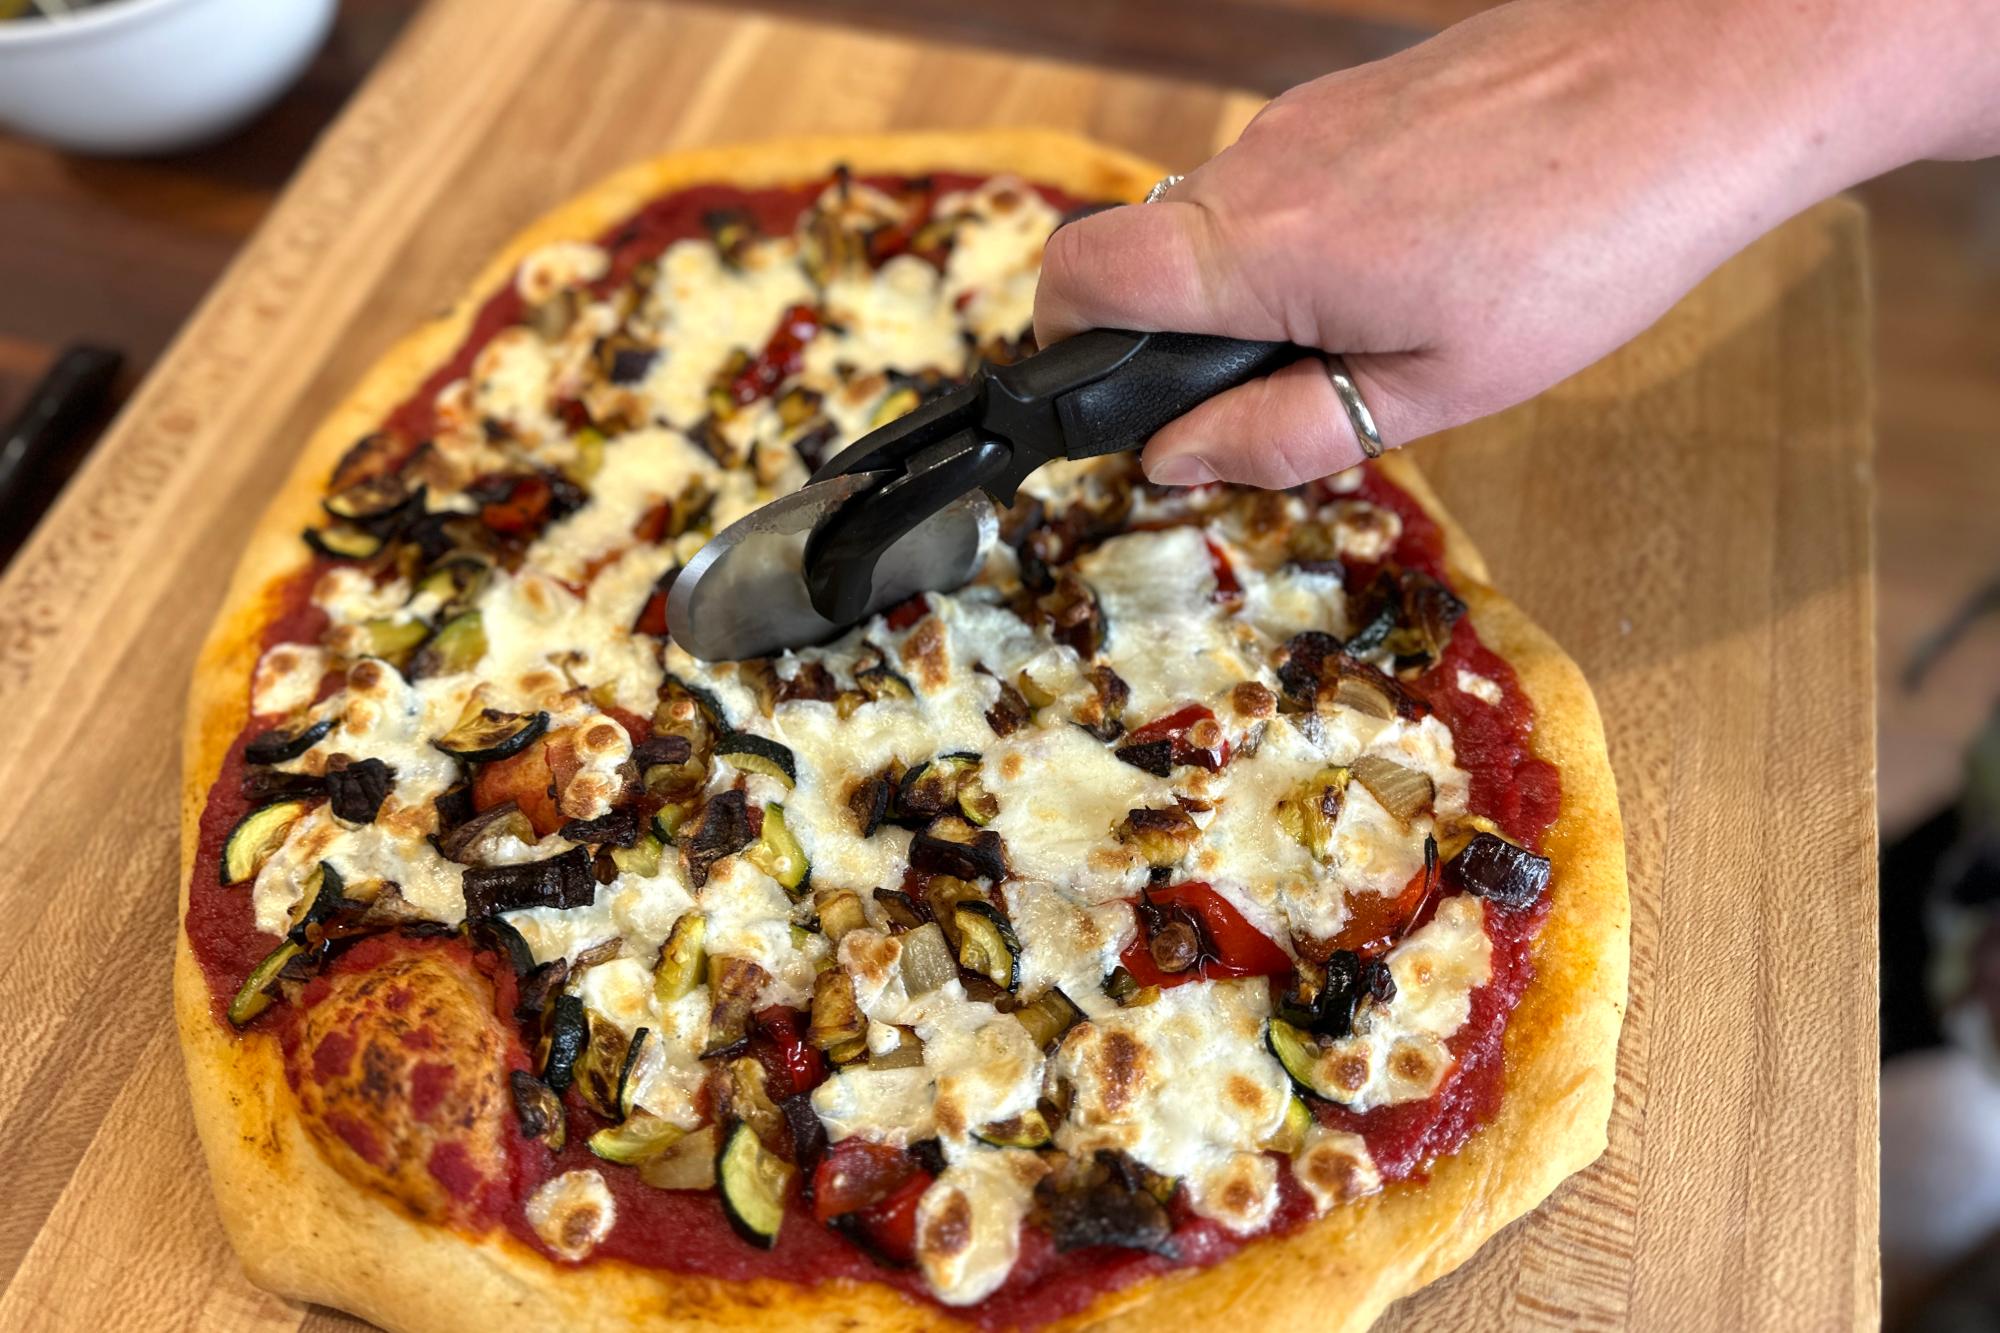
1035,0 -> 2000,487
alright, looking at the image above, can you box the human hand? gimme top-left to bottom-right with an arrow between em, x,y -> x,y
1035,0 -> 2000,487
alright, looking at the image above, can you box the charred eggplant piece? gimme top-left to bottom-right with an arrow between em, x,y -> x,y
1443,831 -> 1550,909
874,888 -> 930,933
894,753 -> 980,825
323,473 -> 414,526
717,1120 -> 792,1249
240,768 -> 325,804
1275,631 -> 1343,707
1355,567 -> 1467,669
244,716 -> 334,765
461,845 -> 596,916
516,959 -> 569,1020
702,956 -> 768,1056
325,756 -> 395,823
985,678 -> 1032,738
953,901 -> 1021,990
814,888 -> 868,943
560,804 -> 642,848
847,771 -> 893,837
435,801 -> 538,865
510,1070 -> 567,1152
1034,1155 -> 1176,1257
909,818 -> 1008,882
681,789 -> 757,888
227,939 -> 303,1026
432,707 -> 548,763
466,913 -> 537,975
1112,739 -> 1172,777
809,970 -> 866,1051
854,658 -> 915,705
542,994 -> 588,1094
715,733 -> 797,788
1034,575 -> 1106,658
221,798 -> 311,885
1071,664 -> 1129,741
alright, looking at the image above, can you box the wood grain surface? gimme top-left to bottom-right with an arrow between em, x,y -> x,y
0,0 -> 1877,1328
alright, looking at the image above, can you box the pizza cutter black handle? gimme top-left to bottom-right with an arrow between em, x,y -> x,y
1050,331 -> 1311,459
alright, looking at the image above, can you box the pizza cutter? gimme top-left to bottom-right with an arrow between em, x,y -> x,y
666,330 -> 1308,661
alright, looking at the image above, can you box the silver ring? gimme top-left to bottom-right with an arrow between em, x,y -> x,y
1143,174 -> 1184,204
1324,355 -> 1384,458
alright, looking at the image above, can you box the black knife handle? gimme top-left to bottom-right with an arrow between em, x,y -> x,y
1054,332 -> 1310,459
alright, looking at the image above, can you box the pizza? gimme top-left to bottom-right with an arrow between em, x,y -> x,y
176,130 -> 1628,1331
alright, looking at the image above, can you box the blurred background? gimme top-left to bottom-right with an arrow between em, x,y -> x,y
1,0 -> 1994,1326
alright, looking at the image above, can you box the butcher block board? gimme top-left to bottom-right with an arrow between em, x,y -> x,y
0,0 -> 1876,1328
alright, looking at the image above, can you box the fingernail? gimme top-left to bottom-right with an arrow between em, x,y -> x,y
1147,454 -> 1218,487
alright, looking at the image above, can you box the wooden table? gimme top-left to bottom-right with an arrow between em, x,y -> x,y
0,0 -> 1878,1327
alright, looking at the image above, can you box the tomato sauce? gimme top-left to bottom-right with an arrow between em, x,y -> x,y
182,170 -> 1566,1325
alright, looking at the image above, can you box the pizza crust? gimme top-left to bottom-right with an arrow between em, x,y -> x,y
177,129 -> 1627,1332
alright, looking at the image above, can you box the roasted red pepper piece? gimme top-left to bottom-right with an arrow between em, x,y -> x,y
1125,704 -> 1230,771
852,1170 -> 931,1265
479,474 -> 554,535
882,593 -> 930,632
728,303 -> 821,406
1204,536 -> 1241,600
753,1005 -> 825,1098
1330,861 -> 1435,957
1120,880 -> 1291,989
811,1140 -> 922,1221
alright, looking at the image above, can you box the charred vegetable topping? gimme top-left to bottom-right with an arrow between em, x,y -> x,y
240,768 -> 325,804
1034,575 -> 1105,657
303,523 -> 384,561
561,804 -> 641,848
325,756 -> 395,823
1351,754 -> 1435,822
574,1014 -> 644,1120
432,707 -> 549,763
435,801 -> 538,865
510,1070 -> 567,1152
809,970 -> 866,1051
894,753 -> 983,825
466,914 -> 537,974
1352,567 -> 1467,669
716,733 -> 797,787
1011,986 -> 1084,1050
589,1112 -> 682,1165
227,939 -> 303,1027
542,994 -> 589,1094
1071,664 -> 1130,740
909,818 -> 1008,882
953,901 -> 1021,990
1033,1151 -> 1176,1257
703,956 -> 769,1056
653,913 -> 707,1004
461,845 -> 596,916
243,716 -> 334,765
847,770 -> 893,837
1275,766 -> 1349,864
221,799 -> 311,885
1444,831 -> 1551,909
409,609 -> 487,678
976,1108 -> 1053,1150
284,862 -> 347,943
814,888 -> 868,943
682,789 -> 757,888
1120,705 -> 1228,772
323,473 -> 415,525
1276,631 -> 1342,707
1112,737 -> 1171,777
745,803 -> 810,894
1114,805 -> 1201,868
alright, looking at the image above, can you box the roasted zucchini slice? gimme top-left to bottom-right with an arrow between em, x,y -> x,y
952,902 -> 1020,990
589,1111 -> 683,1165
221,799 -> 311,886
653,913 -> 707,1005
432,707 -> 549,763
639,1122 -> 719,1191
409,609 -> 487,679
285,861 -> 347,942
412,553 -> 491,616
1264,1094 -> 1313,1154
359,616 -> 430,666
974,1107 -> 1052,1149
1266,1017 -> 1341,1101
717,1120 -> 793,1249
715,733 -> 797,787
1012,986 -> 1085,1050
744,803 -> 809,894
509,1070 -> 566,1152
303,523 -> 383,560
243,716 -> 334,765
610,833 -> 665,879
227,939 -> 303,1027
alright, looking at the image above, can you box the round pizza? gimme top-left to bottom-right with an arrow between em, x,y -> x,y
176,130 -> 1628,1331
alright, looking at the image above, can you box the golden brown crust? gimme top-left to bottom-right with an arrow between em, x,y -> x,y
178,130 -> 1627,1332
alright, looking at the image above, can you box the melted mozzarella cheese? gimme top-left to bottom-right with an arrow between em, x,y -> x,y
811,1065 -> 936,1146
1051,979 -> 1290,1231
477,565 -> 666,715
1076,527 -> 1254,719
527,428 -> 719,582
525,1169 -> 617,1260
1000,879 -> 1134,1019
984,722 -> 1172,901
639,237 -> 817,426
251,643 -> 327,717
914,1148 -> 1047,1306
1293,1125 -> 1382,1213
1309,894 -> 1493,1110
1456,669 -> 1504,705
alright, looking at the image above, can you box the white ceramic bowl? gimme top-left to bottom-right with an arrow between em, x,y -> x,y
0,0 -> 336,155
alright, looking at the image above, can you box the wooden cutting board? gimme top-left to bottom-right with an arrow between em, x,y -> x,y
0,0 -> 1877,1328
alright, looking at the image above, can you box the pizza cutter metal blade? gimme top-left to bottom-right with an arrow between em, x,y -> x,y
666,329 -> 1310,661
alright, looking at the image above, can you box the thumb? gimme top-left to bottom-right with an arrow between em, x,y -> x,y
1140,355 -> 1414,489
1034,197 -> 1263,348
